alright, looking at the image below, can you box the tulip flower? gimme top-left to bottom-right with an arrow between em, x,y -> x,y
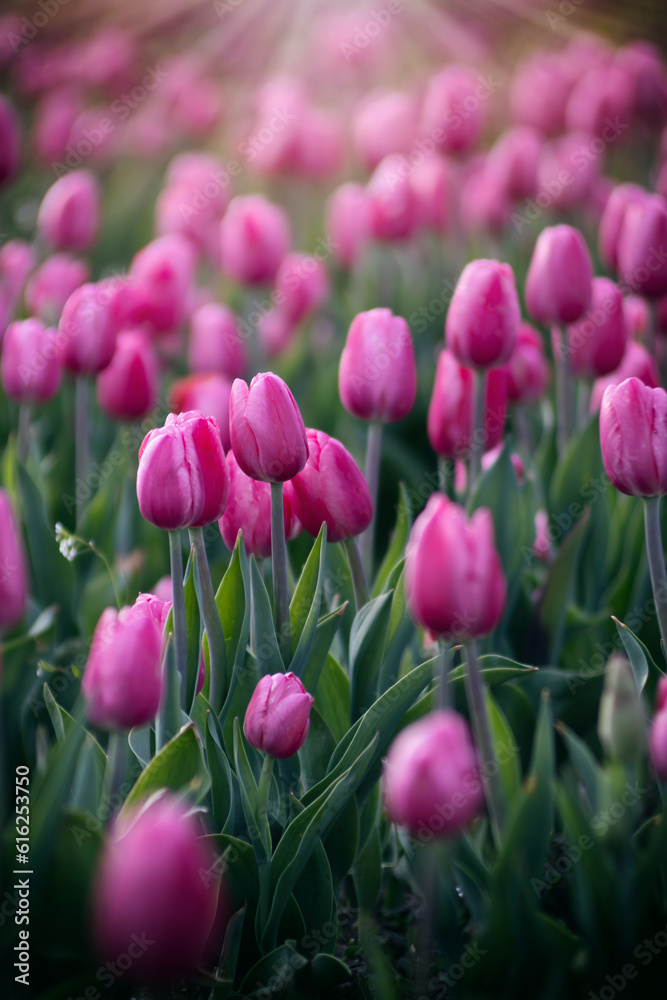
352,90 -> 415,170
0,240 -> 35,307
325,183 -> 373,269
427,350 -> 507,464
1,319 -> 62,406
92,794 -> 219,981
650,678 -> 667,779
590,341 -> 659,413
420,66 -> 487,155
24,254 -> 90,324
487,126 -> 541,202
273,253 -> 330,326
37,170 -> 100,252
97,330 -> 158,422
383,710 -> 484,837
188,302 -> 245,379
219,195 -> 290,285
120,234 -> 196,335
598,183 -> 647,271
367,154 -> 417,241
0,95 -> 20,187
563,278 -> 628,380
170,373 -> 232,452
0,490 -> 28,631
244,672 -> 314,759
623,295 -> 651,342
502,323 -> 550,404
219,451 -> 298,560
410,155 -> 450,233
509,52 -> 572,136
446,260 -> 520,370
617,194 -> 667,299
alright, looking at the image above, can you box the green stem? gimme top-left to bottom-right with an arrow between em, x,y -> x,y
75,377 -> 90,528
107,732 -> 127,804
257,754 -> 275,930
554,325 -> 571,456
343,536 -> 370,610
437,640 -> 450,710
270,482 -> 291,665
463,640 -> 505,841
438,456 -> 454,500
18,404 -> 31,464
360,421 -> 383,575
644,497 -> 667,661
468,369 -> 486,500
168,530 -> 188,708
189,526 -> 226,712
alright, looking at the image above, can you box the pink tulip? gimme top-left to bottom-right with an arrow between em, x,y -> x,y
352,90 -> 415,170
169,374 -> 232,453
487,126 -> 541,201
383,710 -> 483,837
405,493 -> 506,639
482,443 -> 525,483
420,66 -> 488,155
273,253 -> 330,326
367,155 -> 417,241
616,42 -> 667,131
257,310 -> 299,358
0,95 -> 20,186
563,278 -> 627,380
525,224 -> 593,325
510,52 -> 573,136
459,162 -> 509,237
121,234 -> 196,335
533,510 -> 552,562
295,107 -> 343,179
537,132 -> 599,213
617,194 -> 667,299
219,195 -> 290,285
1,319 -> 62,405
566,66 -> 633,137
92,795 -> 219,981
502,323 -> 550,404
410,155 -> 450,232
0,490 -> 28,630
219,452 -> 298,559
427,350 -> 507,461
229,373 -> 308,483
82,605 -> 163,730
650,710 -> 667,780
598,183 -> 647,271
289,429 -> 373,543
58,282 -> 118,375
325,183 -> 373,269
590,341 -> 659,412
97,330 -> 158,421
244,672 -> 313,758
37,170 -> 100,252
33,85 -> 84,163
0,241 -> 35,307
339,308 -> 416,423
623,295 -> 651,342
24,254 -> 89,324
188,302 -> 245,378
446,259 -> 520,369
600,378 -> 667,496
137,411 -> 230,529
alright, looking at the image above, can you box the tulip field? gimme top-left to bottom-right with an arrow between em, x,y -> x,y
4,1 -> 667,998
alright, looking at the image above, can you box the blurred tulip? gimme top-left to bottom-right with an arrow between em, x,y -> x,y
525,224 -> 593,325
421,65 -> 488,155
121,234 -> 196,334
37,170 -> 100,252
623,295 -> 651,341
1,319 -> 62,405
219,451 -> 297,559
325,183 -> 373,268
410,155 -> 450,232
339,308 -> 416,423
59,282 -> 118,375
0,489 -> 28,631
487,126 -> 541,201
97,330 -> 158,421
446,259 -> 520,369
24,254 -> 89,324
219,195 -> 290,285
617,194 -> 667,299
598,653 -> 646,765
533,509 -> 552,562
502,323 -> 550,404
244,672 -> 313,758
273,253 -> 330,326
566,66 -> 633,137
188,302 -> 245,378
33,85 -> 84,163
427,351 -> 507,461
296,107 -> 343,178
169,374 -> 232,452
367,155 -> 417,241
0,95 -> 20,186
563,278 -> 627,379
481,443 -> 524,483
229,373 -> 308,483
510,52 -> 573,136
537,132 -> 599,213
650,709 -> 667,780
0,241 -> 35,307
352,90 -> 415,169
616,41 -> 667,131
590,341 -> 659,412
459,161 -> 509,237
598,183 -> 647,271
600,377 -> 667,496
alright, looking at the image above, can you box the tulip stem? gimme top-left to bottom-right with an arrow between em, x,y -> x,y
18,404 -> 31,464
468,369 -> 486,500
107,731 -> 127,803
257,754 -> 275,931
270,482 -> 292,666
343,536 -> 370,610
554,325 -> 572,455
75,377 -> 91,528
168,530 -> 188,707
643,497 -> 667,662
438,457 -> 454,500
360,421 -> 383,575
437,640 -> 450,709
190,527 -> 226,712
463,640 -> 505,840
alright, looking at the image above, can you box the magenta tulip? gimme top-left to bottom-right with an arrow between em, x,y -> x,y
339,308 -> 416,423
352,90 -> 415,170
1,319 -> 62,405
487,126 -> 541,202
0,490 -> 28,631
37,170 -> 100,252
502,323 -> 550,404
598,183 -> 647,272
563,278 -> 628,380
169,374 -> 232,453
427,350 -> 507,461
617,194 -> 667,299
446,259 -> 520,369
24,254 -> 90,324
0,95 -> 20,186
600,378 -> 667,497
229,373 -> 308,483
121,234 -> 195,334
219,195 -> 290,285
219,452 -> 297,559
325,183 -> 373,269
58,282 -> 118,375
367,154 -> 417,241
273,253 -> 330,326
410,155 -> 450,233
590,341 -> 659,413
525,224 -> 593,325
623,296 -> 651,342
97,330 -> 158,421
244,672 -> 314,758
188,302 -> 245,379
420,66 -> 487,155
0,240 -> 35,306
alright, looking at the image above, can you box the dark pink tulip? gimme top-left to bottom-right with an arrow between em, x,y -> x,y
565,66 -> 633,137
219,195 -> 290,285
421,66 -> 488,155
617,194 -> 667,299
257,309 -> 298,358
137,411 -> 230,529
37,170 -> 100,252
405,494 -> 506,639
525,225 -> 593,325
97,330 -> 158,421
121,234 -> 196,335
510,52 -> 573,136
563,278 -> 627,380
502,323 -> 550,404
590,341 -> 659,412
58,282 -> 118,375
169,374 -> 233,453
367,155 -> 417,241
459,161 -> 509,237
289,428 -> 373,544
219,452 -> 297,559
229,373 -> 308,483
92,794 -> 219,981
295,107 -> 343,178
446,259 -> 520,369
0,95 -> 20,186
623,295 -> 651,341
25,254 -> 89,324
188,302 -> 245,379
600,378 -> 667,496
533,509 -> 552,562
0,490 -> 28,631
537,132 -> 599,213
617,42 -> 667,131
244,672 -> 313,758
126,592 -> 172,636
33,85 -> 84,163
273,253 -> 330,326
383,710 -> 483,837
487,126 -> 541,201
325,183 -> 373,269
598,183 -> 647,271
352,90 -> 415,170
1,319 -> 62,405
650,709 -> 667,780
339,308 -> 416,423
482,443 -> 525,483
82,605 -> 163,730
0,241 -> 35,307
410,155 -> 450,232
427,350 -> 507,461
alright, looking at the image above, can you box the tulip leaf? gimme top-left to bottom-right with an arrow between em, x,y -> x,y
353,824 -> 383,911
69,736 -> 106,815
203,833 -> 259,909
485,690 -> 522,804
120,721 -> 209,817
207,530 -> 251,712
349,591 -> 393,722
206,712 -> 234,832
299,706 -> 337,791
289,795 -> 338,950
379,569 -> 413,694
250,557 -> 284,676
538,506 -> 591,663
614,615 -> 661,693
555,721 -> 602,812
301,603 -> 348,697
313,654 -> 351,744
371,482 -> 412,597
290,524 -> 327,679
43,682 -> 65,742
184,546 -> 202,712
239,944 -> 308,996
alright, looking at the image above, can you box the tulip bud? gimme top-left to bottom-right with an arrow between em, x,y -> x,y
563,277 -> 627,380
24,254 -> 90,324
229,373 -> 308,483
600,377 -> 667,496
37,170 -> 100,252
82,606 -> 163,730
121,234 -> 196,334
0,240 -> 35,306
421,66 -> 487,154
405,494 -> 506,639
533,509 -> 552,562
325,183 -> 373,269
427,350 -> 507,461
510,52 -> 572,136
1,319 -> 62,405
0,490 -> 28,630
92,794 -> 219,981
367,154 -> 417,241
352,90 -> 415,170
339,308 -> 416,423
97,330 -> 158,421
273,253 -> 330,326
487,126 -> 541,201
295,107 -> 343,179
33,85 -> 83,164
502,323 -> 550,404
623,295 -> 651,342
219,451 -> 297,559
598,183 -> 647,271
169,374 -> 232,452
257,309 -> 299,358
617,194 -> 667,299
219,195 -> 290,285
525,224 -> 593,325
598,653 -> 646,764
0,95 -> 20,186
137,411 -> 230,529
650,678 -> 667,779
459,162 -> 509,237
244,672 -> 314,758
188,302 -> 245,379
446,259 -> 520,369
383,710 -> 484,837
590,341 -> 659,413
410,155 -> 450,233
538,132 -> 599,213
289,429 -> 373,543
58,282 -> 118,375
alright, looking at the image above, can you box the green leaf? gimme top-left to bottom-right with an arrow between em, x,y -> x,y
290,524 -> 327,679
379,570 -> 414,695
250,557 -> 283,675
43,682 -> 65,742
353,825 -> 382,910
485,691 -> 521,803
349,591 -> 393,722
313,654 -> 350,744
232,718 -> 268,865
239,944 -> 308,997
614,615 -> 661,693
120,722 -> 209,817
206,712 -> 234,833
184,547 -> 202,711
301,604 -> 348,697
155,636 -> 183,749
206,529 -> 251,713
555,722 -> 602,811
538,506 -> 591,663
372,482 -> 412,597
